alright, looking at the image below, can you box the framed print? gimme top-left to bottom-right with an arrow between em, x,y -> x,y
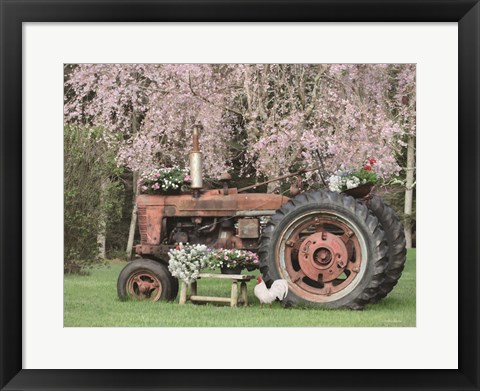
1,0 -> 478,390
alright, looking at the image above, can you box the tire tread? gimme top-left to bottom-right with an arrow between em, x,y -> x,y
259,190 -> 388,309
367,196 -> 407,302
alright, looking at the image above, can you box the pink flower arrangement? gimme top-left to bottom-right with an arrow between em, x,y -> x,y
328,158 -> 379,192
206,248 -> 260,271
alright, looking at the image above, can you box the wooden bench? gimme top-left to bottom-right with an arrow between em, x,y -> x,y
179,273 -> 256,307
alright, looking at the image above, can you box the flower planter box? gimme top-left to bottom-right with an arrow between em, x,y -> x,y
342,182 -> 374,199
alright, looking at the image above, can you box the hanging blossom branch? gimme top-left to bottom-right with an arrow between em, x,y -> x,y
64,63 -> 416,184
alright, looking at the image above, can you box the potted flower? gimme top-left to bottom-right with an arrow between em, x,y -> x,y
139,167 -> 190,195
167,243 -> 209,284
242,251 -> 261,272
206,249 -> 260,275
328,158 -> 378,198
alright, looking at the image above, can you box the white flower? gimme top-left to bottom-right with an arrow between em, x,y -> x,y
167,243 -> 209,283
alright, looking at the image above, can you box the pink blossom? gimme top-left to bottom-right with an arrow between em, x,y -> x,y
64,64 -> 415,183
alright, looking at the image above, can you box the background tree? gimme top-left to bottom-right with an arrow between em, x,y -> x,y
64,125 -> 123,272
386,64 -> 416,248
65,64 -> 413,179
64,63 -> 416,269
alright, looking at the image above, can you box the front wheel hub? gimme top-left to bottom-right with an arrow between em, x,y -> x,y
127,272 -> 162,301
299,231 -> 348,282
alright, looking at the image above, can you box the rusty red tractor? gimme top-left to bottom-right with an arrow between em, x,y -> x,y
117,124 -> 407,309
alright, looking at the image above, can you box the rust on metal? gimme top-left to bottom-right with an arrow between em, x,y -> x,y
135,121 -> 291,259
135,244 -> 172,260
136,190 -> 288,247
216,229 -> 243,249
278,214 -> 363,302
238,218 -> 259,238
237,166 -> 320,193
192,123 -> 201,152
126,271 -> 162,301
219,172 -> 232,195
298,231 -> 348,283
189,123 -> 203,190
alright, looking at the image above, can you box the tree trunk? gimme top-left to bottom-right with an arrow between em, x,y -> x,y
126,113 -> 139,260
126,172 -> 139,260
97,179 -> 109,259
404,135 -> 415,248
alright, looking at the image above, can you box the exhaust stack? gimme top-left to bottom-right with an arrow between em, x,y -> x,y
189,123 -> 203,192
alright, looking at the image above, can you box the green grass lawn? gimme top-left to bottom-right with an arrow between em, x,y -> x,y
64,249 -> 416,327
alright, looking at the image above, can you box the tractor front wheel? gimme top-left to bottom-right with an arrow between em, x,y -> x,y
259,190 -> 388,309
117,259 -> 177,302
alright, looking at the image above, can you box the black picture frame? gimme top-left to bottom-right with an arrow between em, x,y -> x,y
1,1 -> 478,390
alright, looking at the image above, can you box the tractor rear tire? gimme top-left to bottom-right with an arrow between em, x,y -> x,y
367,196 -> 407,302
258,190 -> 388,309
117,258 -> 177,302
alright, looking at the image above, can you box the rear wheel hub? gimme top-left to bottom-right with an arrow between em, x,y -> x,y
299,231 -> 348,282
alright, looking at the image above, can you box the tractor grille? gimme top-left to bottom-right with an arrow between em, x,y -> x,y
137,205 -> 148,244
